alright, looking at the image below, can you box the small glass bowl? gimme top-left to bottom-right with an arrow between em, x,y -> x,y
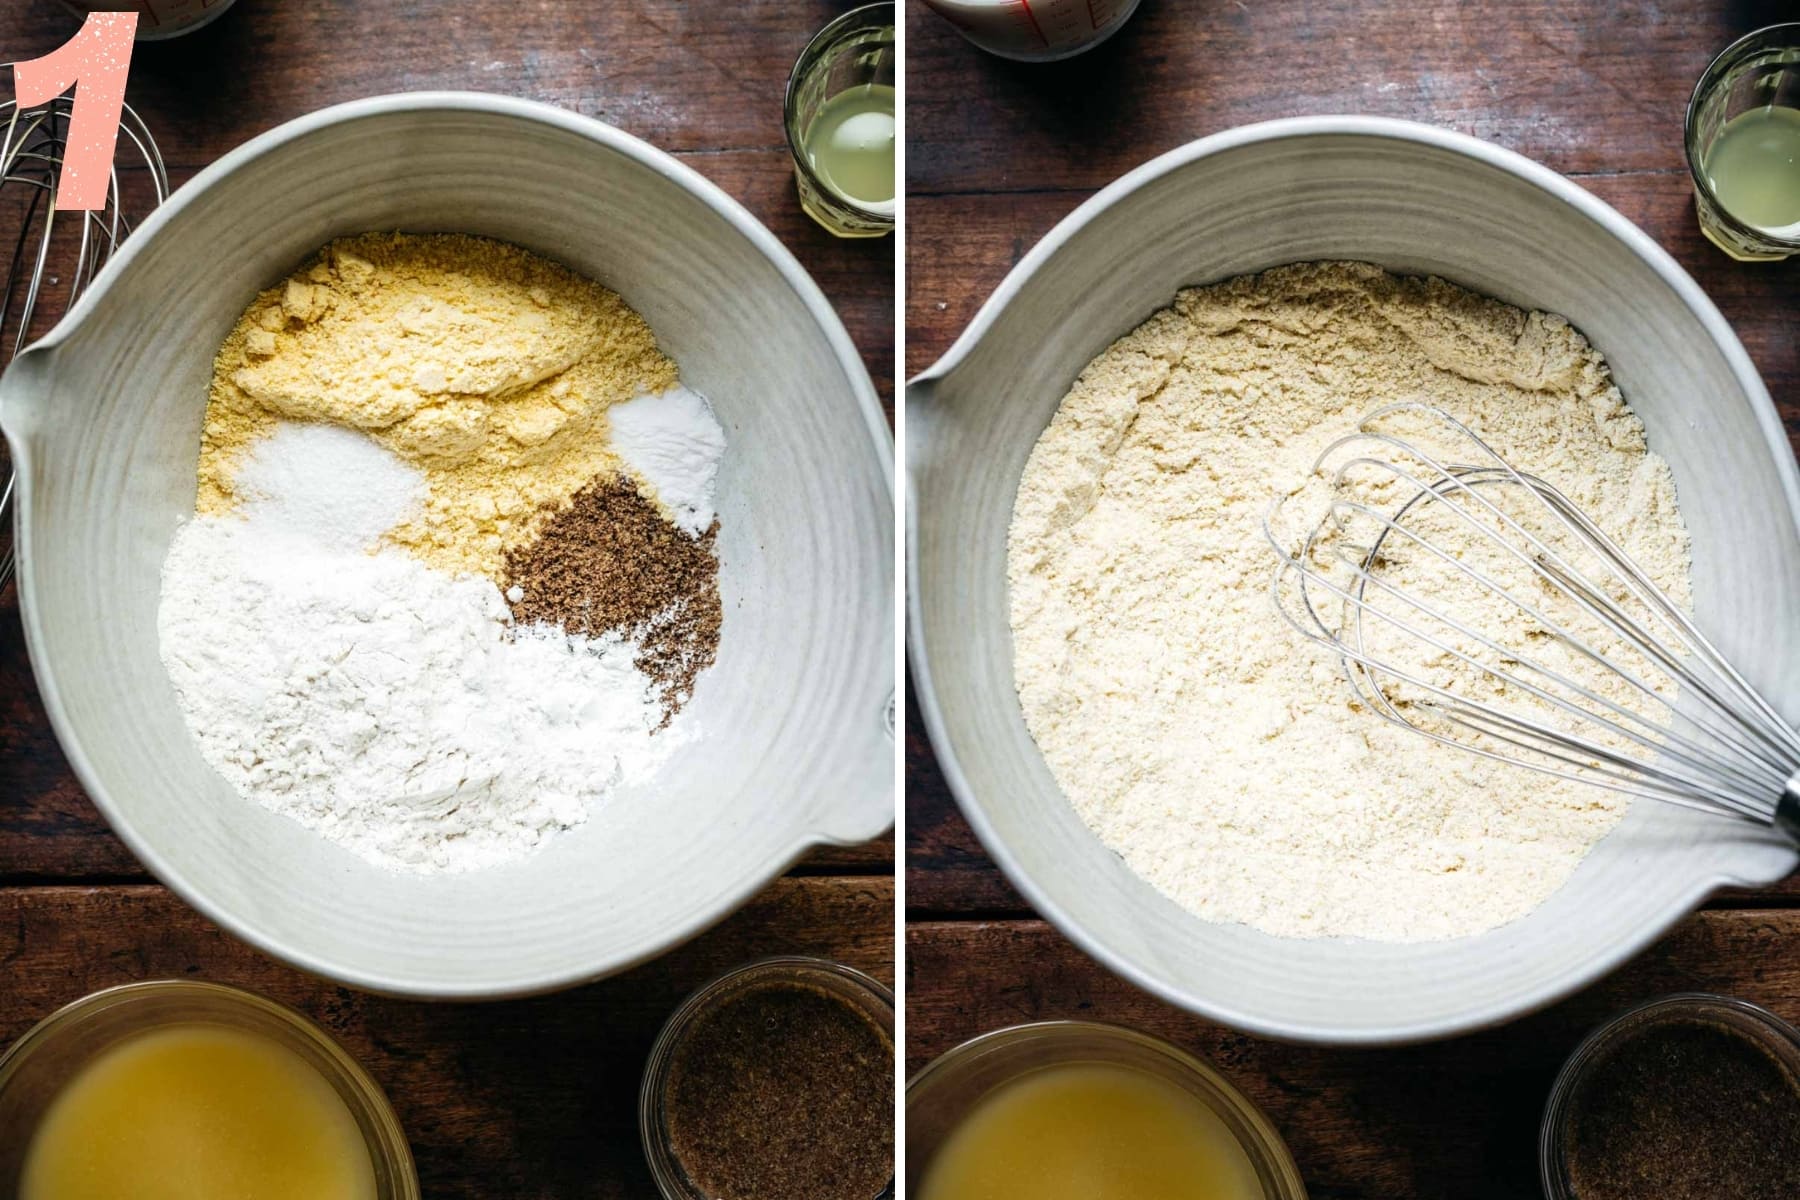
1540,992 -> 1800,1198
0,980 -> 419,1197
906,1020 -> 1308,1199
784,4 -> 896,238
640,956 -> 896,1200
1684,23 -> 1800,261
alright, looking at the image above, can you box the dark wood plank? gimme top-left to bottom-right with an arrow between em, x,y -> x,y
2,876 -> 892,1200
907,908 -> 1800,1200
9,1 -> 835,166
906,0 -> 1799,195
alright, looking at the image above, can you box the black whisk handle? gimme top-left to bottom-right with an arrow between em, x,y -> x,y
1778,775 -> 1800,846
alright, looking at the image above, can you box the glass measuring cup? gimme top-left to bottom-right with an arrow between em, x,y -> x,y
919,0 -> 1142,62
784,4 -> 895,238
1685,23 -> 1800,261
58,0 -> 241,39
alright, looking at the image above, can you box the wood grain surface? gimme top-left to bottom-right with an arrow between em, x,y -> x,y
0,3 -> 894,1196
907,909 -> 1799,1200
907,1 -> 1800,1196
1,877 -> 892,1200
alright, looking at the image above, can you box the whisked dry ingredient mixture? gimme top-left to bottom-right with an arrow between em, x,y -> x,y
1563,1016 -> 1800,1200
159,233 -> 726,872
664,981 -> 894,1200
1008,261 -> 1691,941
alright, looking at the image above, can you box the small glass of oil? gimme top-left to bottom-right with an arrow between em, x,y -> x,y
784,4 -> 895,238
1686,24 -> 1800,261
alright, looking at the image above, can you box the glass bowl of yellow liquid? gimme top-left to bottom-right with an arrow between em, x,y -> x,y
908,1021 -> 1306,1200
0,980 -> 418,1200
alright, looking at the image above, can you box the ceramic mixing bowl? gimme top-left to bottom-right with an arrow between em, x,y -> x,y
1,93 -> 893,998
907,115 -> 1800,1044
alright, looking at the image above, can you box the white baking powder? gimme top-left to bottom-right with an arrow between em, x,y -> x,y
1008,263 -> 1692,942
607,384 -> 727,534
159,421 -> 681,873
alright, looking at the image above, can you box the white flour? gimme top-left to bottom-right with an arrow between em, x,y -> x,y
607,384 -> 727,534
159,421 -> 680,873
1008,262 -> 1692,942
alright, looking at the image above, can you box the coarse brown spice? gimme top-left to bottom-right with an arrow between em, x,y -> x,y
664,981 -> 894,1200
503,474 -> 720,724
1564,1016 -> 1800,1200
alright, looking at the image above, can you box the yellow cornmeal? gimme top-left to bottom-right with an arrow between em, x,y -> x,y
197,232 -> 678,577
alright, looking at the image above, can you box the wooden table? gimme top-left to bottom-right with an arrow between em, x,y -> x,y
0,4 -> 892,1197
906,2 -> 1799,1196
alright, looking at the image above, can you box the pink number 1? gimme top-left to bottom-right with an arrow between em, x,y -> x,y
11,12 -> 139,212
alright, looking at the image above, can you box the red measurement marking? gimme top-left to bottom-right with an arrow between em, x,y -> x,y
1085,0 -> 1099,30
1016,0 -> 1050,47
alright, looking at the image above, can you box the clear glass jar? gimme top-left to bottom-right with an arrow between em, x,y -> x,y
1540,992 -> 1800,1198
639,956 -> 896,1200
0,980 -> 418,1197
906,1020 -> 1308,1200
918,0 -> 1142,63
1685,23 -> 1800,261
784,4 -> 896,238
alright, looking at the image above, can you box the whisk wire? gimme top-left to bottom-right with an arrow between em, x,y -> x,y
1319,458 -> 1797,795
1322,412 -> 1799,777
1367,404 -> 1800,763
1313,497 -> 1783,801
1269,510 -> 1781,812
1267,403 -> 1800,836
0,95 -> 167,588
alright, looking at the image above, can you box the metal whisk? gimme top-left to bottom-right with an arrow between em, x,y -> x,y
0,94 -> 168,584
1265,402 -> 1800,843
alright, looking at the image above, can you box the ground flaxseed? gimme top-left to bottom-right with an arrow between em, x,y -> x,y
664,981 -> 894,1200
502,473 -> 720,724
1564,1016 -> 1800,1200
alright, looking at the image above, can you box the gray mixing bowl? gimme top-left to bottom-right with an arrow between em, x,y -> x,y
908,116 -> 1800,1044
1,93 -> 893,998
